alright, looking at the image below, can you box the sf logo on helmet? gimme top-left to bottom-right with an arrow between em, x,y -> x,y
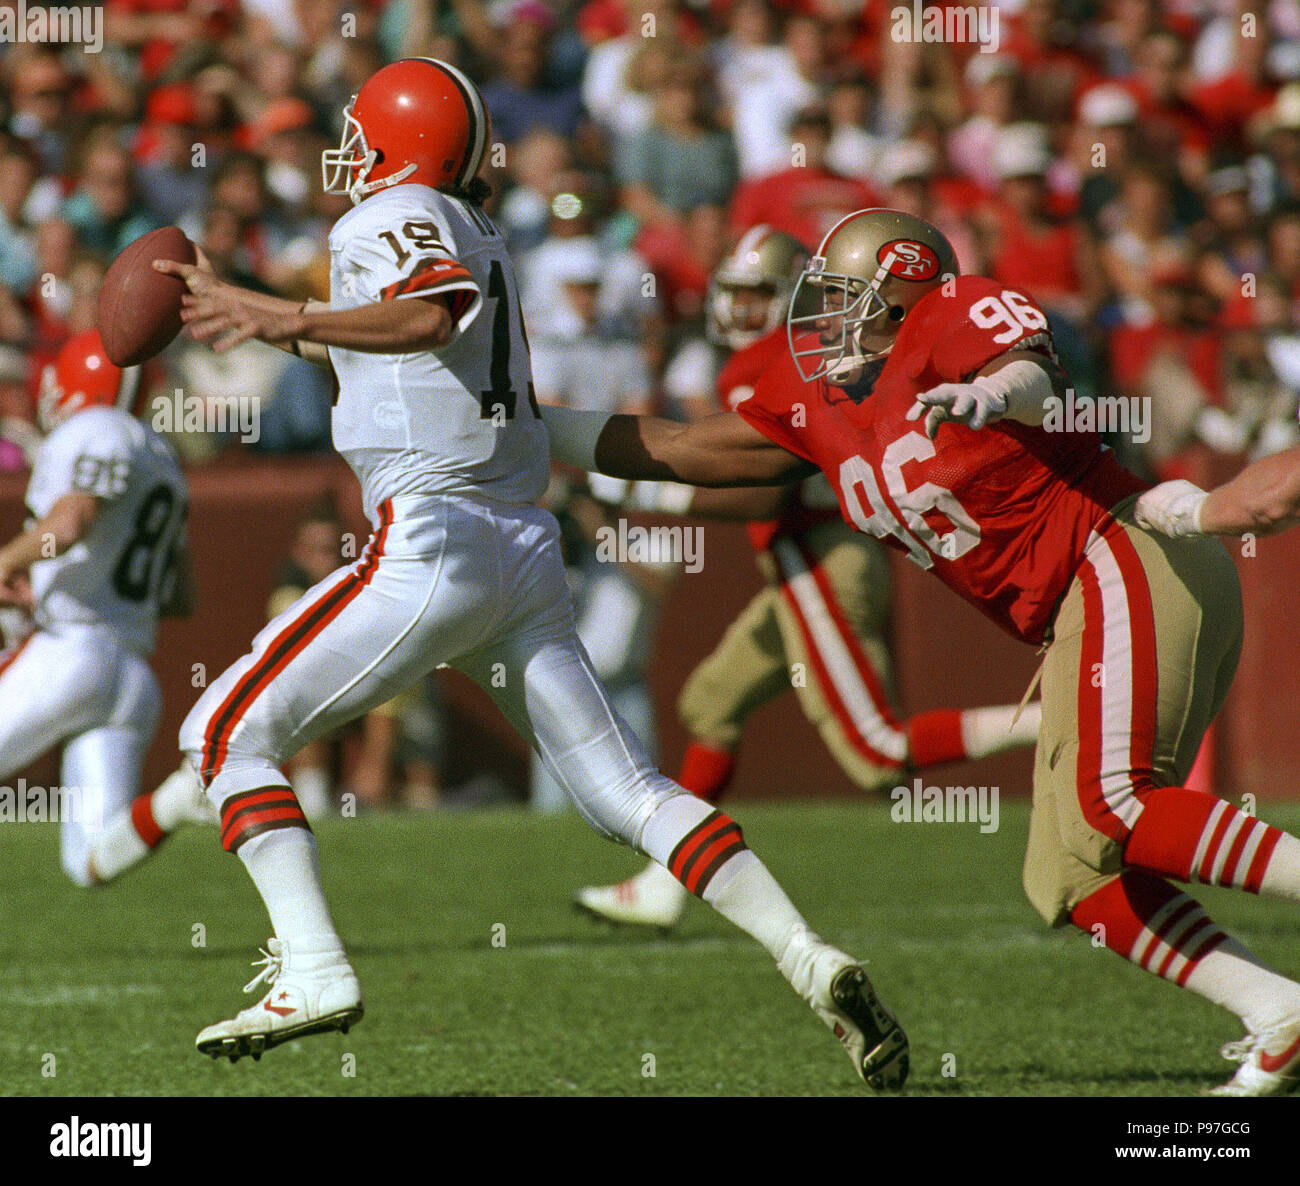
877,240 -> 940,282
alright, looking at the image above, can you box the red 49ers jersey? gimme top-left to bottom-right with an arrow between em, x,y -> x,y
736,276 -> 1147,644
717,328 -> 842,553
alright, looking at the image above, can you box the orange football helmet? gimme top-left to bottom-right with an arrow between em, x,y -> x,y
322,57 -> 490,205
38,330 -> 143,434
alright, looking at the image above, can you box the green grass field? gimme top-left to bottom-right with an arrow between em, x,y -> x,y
3,799 -> 1299,1097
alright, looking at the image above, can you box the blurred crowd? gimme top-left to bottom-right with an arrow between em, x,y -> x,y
0,0 -> 1295,476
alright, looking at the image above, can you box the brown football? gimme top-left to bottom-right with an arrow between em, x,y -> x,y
96,226 -> 197,366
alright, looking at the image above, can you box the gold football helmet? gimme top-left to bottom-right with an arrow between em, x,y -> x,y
788,208 -> 958,382
707,226 -> 809,350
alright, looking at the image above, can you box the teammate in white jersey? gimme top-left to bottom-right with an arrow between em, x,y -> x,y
0,331 -> 207,886
157,58 -> 909,1090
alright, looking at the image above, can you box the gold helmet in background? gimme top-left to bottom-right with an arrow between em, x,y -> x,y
788,208 -> 959,382
707,225 -> 810,350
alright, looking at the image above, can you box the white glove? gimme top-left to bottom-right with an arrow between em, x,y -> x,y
1134,479 -> 1208,538
907,376 -> 1008,439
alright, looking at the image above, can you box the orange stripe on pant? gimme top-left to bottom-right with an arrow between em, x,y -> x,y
200,501 -> 393,780
0,633 -> 33,685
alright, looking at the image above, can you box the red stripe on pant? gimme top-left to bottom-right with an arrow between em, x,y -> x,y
200,501 -> 393,779
0,633 -> 33,684
773,539 -> 904,771
1072,524 -> 1159,845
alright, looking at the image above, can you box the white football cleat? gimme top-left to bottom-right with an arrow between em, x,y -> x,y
196,937 -> 363,1063
1209,1014 -> 1300,1096
574,860 -> 688,931
781,934 -> 909,1091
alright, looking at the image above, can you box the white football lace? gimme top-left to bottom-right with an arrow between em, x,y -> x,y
1219,1036 -> 1257,1063
243,945 -> 283,995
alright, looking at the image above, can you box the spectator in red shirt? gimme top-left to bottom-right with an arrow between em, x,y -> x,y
1131,30 -> 1212,187
948,53 -> 1019,194
873,138 -> 983,275
978,124 -> 1098,326
728,106 -> 879,248
1188,12 -> 1278,150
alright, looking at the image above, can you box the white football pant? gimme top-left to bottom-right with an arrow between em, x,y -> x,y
181,494 -> 683,845
0,625 -> 161,884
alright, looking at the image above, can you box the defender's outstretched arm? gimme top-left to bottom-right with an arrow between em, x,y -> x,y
1137,446 -> 1300,538
542,406 -> 816,488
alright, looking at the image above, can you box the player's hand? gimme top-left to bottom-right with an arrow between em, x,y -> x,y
907,378 -> 1009,440
1134,479 -> 1208,538
153,247 -> 217,297
182,298 -> 302,352
0,565 -> 32,611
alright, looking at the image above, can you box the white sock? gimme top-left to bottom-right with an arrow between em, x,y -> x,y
639,794 -> 815,964
1184,935 -> 1300,1034
150,765 -> 203,831
290,767 -> 331,820
705,851 -> 817,963
960,702 -> 1041,760
87,813 -> 150,883
235,827 -> 343,949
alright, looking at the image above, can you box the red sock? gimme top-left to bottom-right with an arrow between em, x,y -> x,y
129,794 -> 166,849
1070,870 -> 1226,986
1126,786 -> 1282,893
905,709 -> 967,766
677,743 -> 737,804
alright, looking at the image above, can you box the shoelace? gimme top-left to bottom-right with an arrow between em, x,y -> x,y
1219,1036 -> 1258,1064
243,946 -> 283,995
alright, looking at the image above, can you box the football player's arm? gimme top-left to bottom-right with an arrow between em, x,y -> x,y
0,492 -> 99,602
542,406 -> 816,487
907,350 -> 1067,439
1136,446 -> 1300,538
587,479 -> 789,521
157,258 -> 456,355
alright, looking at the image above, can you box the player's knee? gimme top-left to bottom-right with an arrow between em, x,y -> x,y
177,698 -> 213,760
1021,860 -> 1074,928
846,758 -> 905,795
677,670 -> 740,747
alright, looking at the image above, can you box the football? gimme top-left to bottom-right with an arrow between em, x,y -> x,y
96,226 -> 196,367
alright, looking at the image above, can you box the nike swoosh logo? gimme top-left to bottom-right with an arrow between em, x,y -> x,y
263,1002 -> 296,1017
1259,1032 -> 1300,1073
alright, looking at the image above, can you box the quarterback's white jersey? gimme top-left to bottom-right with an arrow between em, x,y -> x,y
26,406 -> 188,654
327,184 -> 551,517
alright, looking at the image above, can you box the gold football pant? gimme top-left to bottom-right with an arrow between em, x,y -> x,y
1023,493 -> 1243,925
677,520 -> 908,792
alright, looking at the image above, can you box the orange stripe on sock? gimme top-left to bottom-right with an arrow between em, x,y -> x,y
130,794 -> 166,848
